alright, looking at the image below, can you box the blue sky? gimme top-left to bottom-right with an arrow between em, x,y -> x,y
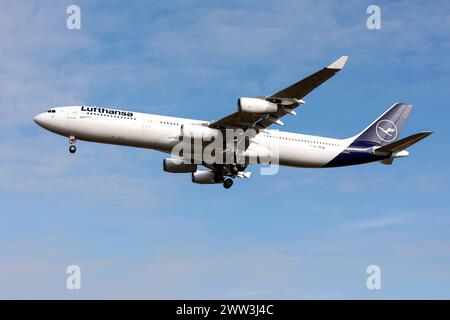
0,0 -> 449,298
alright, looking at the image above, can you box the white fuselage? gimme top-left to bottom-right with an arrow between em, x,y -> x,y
34,106 -> 353,168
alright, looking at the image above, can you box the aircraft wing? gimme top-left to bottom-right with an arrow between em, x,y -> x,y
209,56 -> 348,130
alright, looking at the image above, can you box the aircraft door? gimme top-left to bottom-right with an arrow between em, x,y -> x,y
66,107 -> 80,130
143,115 -> 152,130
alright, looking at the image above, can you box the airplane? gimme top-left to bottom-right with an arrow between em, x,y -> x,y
33,56 -> 432,189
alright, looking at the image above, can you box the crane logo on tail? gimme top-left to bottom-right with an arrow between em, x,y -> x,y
376,119 -> 398,142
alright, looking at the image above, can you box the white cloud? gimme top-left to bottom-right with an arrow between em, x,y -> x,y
340,214 -> 411,231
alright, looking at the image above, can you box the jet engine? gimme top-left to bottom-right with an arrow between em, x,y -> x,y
191,170 -> 221,184
163,158 -> 197,173
237,97 -> 278,114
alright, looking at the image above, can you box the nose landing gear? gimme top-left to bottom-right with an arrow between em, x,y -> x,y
68,136 -> 77,154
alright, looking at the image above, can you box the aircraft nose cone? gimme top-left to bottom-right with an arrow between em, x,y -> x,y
33,113 -> 45,126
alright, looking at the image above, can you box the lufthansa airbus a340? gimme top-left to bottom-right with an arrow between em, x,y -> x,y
34,56 -> 432,189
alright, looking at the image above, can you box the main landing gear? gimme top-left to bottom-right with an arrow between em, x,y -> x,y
223,164 -> 246,188
223,178 -> 233,189
213,164 -> 246,189
68,136 -> 77,154
230,164 -> 247,175
212,169 -> 234,189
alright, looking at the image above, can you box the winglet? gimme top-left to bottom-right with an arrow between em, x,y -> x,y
327,56 -> 348,70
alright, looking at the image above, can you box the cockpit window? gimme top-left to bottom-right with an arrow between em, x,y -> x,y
47,109 -> 56,113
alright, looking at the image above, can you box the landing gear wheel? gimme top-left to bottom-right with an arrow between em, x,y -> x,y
231,165 -> 239,174
69,145 -> 77,154
236,164 -> 247,172
223,178 -> 233,189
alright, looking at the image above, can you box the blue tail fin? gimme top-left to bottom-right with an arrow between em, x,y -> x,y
354,103 -> 412,146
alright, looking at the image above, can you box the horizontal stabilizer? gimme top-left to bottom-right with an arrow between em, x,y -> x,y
379,158 -> 395,165
375,131 -> 433,155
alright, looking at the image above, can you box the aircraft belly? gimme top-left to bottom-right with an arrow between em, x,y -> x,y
276,142 -> 344,168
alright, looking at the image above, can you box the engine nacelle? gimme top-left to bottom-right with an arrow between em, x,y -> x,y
163,158 -> 197,173
181,124 -> 219,140
191,170 -> 221,184
237,97 -> 278,114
